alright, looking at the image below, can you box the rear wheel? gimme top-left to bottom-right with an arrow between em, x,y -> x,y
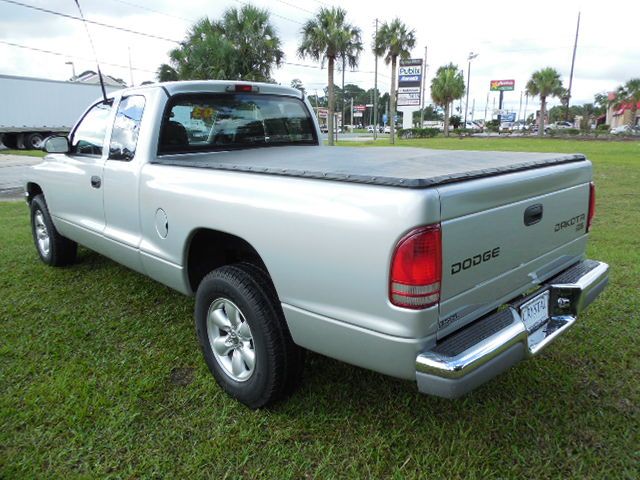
30,194 -> 77,266
25,132 -> 46,150
195,263 -> 303,408
1,133 -> 18,149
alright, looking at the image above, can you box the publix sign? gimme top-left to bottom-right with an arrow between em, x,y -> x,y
397,58 -> 423,106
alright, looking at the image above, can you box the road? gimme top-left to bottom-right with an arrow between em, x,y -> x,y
0,154 -> 42,200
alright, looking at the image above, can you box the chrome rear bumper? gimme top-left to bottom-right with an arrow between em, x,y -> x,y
415,259 -> 609,398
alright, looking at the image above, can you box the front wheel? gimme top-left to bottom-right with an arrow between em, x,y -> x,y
30,194 -> 77,266
195,264 -> 303,409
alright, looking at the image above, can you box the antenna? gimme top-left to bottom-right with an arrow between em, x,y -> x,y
72,0 -> 108,102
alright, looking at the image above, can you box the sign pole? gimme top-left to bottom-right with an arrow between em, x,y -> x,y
420,45 -> 427,127
498,90 -> 504,125
373,18 -> 378,140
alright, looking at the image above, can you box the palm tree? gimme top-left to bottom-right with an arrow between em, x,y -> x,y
157,64 -> 178,82
221,5 -> 284,82
526,68 -> 564,137
373,19 -> 416,144
159,6 -> 283,82
612,78 -> 640,127
430,64 -> 465,136
298,7 -> 363,146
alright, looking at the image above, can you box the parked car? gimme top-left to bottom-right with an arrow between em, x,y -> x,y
545,121 -> 573,132
610,124 -> 640,135
511,122 -> 529,131
383,125 -> 391,133
462,121 -> 482,131
28,80 -> 608,408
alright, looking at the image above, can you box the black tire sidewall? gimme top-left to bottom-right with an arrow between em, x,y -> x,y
195,268 -> 277,408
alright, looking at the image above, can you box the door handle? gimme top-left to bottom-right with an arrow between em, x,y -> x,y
91,176 -> 101,188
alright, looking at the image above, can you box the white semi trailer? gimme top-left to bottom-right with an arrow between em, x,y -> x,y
0,74 -> 119,150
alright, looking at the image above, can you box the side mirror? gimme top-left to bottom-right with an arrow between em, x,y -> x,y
44,136 -> 70,154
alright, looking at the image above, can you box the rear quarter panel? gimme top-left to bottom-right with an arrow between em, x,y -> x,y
138,164 -> 441,339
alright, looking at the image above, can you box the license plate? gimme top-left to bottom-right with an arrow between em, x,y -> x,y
520,290 -> 550,332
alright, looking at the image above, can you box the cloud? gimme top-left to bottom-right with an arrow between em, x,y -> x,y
0,0 -> 637,105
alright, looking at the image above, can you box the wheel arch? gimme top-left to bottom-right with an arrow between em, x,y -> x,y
184,227 -> 275,295
25,182 -> 44,204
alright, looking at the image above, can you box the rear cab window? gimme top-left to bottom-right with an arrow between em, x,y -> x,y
109,95 -> 146,161
158,93 -> 317,155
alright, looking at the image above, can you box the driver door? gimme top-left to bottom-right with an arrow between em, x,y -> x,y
45,100 -> 113,246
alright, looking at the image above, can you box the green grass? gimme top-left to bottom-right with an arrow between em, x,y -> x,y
0,149 -> 46,157
1,138 -> 638,478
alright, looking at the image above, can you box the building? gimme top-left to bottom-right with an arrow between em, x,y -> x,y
70,70 -> 127,88
606,92 -> 640,128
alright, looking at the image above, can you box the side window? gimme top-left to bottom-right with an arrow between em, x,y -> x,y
109,96 -> 146,161
72,101 -> 112,156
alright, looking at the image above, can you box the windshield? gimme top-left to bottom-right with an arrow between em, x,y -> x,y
158,93 -> 317,154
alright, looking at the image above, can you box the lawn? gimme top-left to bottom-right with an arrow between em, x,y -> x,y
0,149 -> 45,158
1,138 -> 638,478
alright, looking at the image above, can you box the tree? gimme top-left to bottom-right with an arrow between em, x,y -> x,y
298,7 -> 363,146
525,67 -> 564,137
157,64 -> 178,82
373,19 -> 416,144
290,78 -> 306,95
612,78 -> 640,127
430,63 -> 465,136
412,105 -> 443,125
158,5 -> 283,82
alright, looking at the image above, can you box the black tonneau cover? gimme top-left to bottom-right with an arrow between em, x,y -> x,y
151,146 -> 586,188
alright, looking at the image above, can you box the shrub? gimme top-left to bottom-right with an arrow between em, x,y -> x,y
397,128 -> 440,139
597,124 -> 610,131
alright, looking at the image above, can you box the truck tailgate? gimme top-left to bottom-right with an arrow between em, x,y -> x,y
436,159 -> 593,338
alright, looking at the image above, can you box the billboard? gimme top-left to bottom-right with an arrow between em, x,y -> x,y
490,79 -> 515,91
398,58 -> 423,106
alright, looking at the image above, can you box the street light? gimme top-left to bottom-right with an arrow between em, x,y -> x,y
65,61 -> 76,80
464,52 -> 479,127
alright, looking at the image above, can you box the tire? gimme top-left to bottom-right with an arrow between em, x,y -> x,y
30,194 -> 77,266
25,132 -> 46,150
1,133 -> 18,149
195,263 -> 304,408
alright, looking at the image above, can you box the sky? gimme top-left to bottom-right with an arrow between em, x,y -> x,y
1,0 -> 638,120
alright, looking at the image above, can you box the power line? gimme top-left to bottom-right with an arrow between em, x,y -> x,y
107,0 -> 196,23
0,40 -> 157,74
1,0 -> 388,79
274,0 -> 315,15
0,0 -> 181,43
229,0 -> 304,25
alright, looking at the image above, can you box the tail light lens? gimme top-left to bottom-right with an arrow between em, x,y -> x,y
390,225 -> 442,309
587,182 -> 596,232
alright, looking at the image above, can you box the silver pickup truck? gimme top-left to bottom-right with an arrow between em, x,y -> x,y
26,80 -> 608,408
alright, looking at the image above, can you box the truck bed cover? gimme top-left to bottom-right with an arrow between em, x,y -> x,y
152,146 -> 586,188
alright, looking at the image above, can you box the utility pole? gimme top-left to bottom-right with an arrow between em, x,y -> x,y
565,11 -> 581,121
350,97 -> 354,128
464,52 -> 478,126
523,93 -> 529,128
420,45 -> 428,127
373,18 -> 378,140
128,46 -> 134,87
484,91 -> 489,123
470,99 -> 475,121
341,55 -> 346,130
517,90 -> 523,124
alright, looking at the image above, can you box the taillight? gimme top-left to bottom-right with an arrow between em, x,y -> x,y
390,225 -> 442,309
587,182 -> 596,232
